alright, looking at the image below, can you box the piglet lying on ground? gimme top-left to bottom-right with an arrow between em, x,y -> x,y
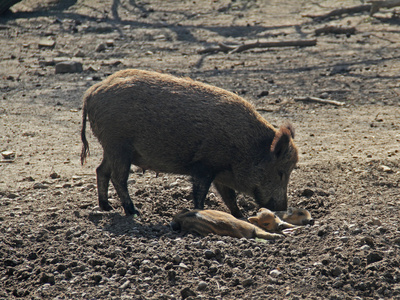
171,208 -> 313,239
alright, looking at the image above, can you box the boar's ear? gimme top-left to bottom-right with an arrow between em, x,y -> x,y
271,125 -> 294,160
248,216 -> 259,225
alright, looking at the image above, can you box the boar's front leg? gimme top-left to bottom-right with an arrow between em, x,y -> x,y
214,182 -> 243,218
191,163 -> 215,210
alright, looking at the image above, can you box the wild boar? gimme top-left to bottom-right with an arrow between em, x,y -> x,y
80,69 -> 298,217
171,209 -> 284,240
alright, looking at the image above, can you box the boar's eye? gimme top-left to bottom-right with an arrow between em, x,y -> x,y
297,211 -> 305,216
263,223 -> 270,227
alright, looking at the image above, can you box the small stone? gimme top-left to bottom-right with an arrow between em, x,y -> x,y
367,218 -> 382,226
379,165 -> 393,173
360,245 -> 370,251
340,236 -> 349,242
353,257 -> 361,265
204,250 -> 215,259
55,61 -> 83,74
1,150 -> 15,159
119,280 -> 130,289
180,287 -> 196,299
50,172 -> 60,179
243,249 -> 253,257
106,39 -> 114,47
270,269 -> 282,277
96,43 -> 106,52
366,251 -> 383,265
74,50 -> 85,57
197,281 -> 207,291
331,266 -> 342,277
242,278 -> 254,287
301,188 -> 314,197
33,182 -> 48,189
172,255 -> 181,264
38,38 -> 55,48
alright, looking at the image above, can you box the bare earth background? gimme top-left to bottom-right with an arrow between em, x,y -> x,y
1,0 -> 400,299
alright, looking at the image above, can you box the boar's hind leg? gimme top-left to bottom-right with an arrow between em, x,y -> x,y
214,183 -> 243,218
191,164 -> 215,210
96,157 -> 113,212
108,152 -> 139,216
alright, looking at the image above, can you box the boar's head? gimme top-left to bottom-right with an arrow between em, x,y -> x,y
252,124 -> 298,211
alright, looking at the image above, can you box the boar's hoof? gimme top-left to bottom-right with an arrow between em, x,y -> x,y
123,202 -> 140,216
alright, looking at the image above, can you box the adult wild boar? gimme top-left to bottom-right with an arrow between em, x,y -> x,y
81,69 -> 298,217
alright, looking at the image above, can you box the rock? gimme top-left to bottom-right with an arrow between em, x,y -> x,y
270,269 -> 282,277
204,250 -> 215,259
33,182 -> 48,189
172,255 -> 181,264
40,273 -> 55,285
301,188 -> 314,197
96,43 -> 106,52
38,38 -> 55,48
119,280 -> 130,289
197,281 -> 207,291
379,165 -> 393,173
366,251 -> 383,265
180,287 -> 196,299
242,278 -> 254,287
50,172 -> 60,179
1,150 -> 15,159
353,257 -> 361,265
55,61 -> 83,74
367,218 -> 382,226
331,266 -> 342,277
243,249 -> 253,257
257,90 -> 269,98
74,50 -> 85,57
106,39 -> 114,47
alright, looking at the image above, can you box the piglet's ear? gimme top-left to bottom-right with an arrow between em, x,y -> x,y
248,216 -> 259,225
271,125 -> 293,159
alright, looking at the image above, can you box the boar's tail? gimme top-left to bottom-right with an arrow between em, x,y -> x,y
80,101 -> 90,165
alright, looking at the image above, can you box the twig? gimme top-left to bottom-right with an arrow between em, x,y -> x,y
369,0 -> 400,15
198,39 -> 317,54
303,0 -> 400,20
294,96 -> 345,106
303,5 -> 371,20
315,25 -> 356,36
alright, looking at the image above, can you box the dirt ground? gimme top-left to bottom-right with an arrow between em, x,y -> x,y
1,0 -> 400,299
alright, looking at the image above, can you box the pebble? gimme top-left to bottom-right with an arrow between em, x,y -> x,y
55,61 -> 83,74
1,150 -> 15,159
197,281 -> 208,291
270,269 -> 282,277
74,50 -> 85,57
340,236 -> 349,242
38,38 -> 55,48
242,278 -> 254,287
243,249 -> 253,257
33,182 -> 48,189
96,43 -> 106,52
366,251 -> 383,264
360,245 -> 370,251
331,266 -> 342,277
379,165 -> 393,173
119,280 -> 130,289
204,250 -> 214,259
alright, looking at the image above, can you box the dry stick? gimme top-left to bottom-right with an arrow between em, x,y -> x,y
303,4 -> 371,20
370,0 -> 400,15
315,26 -> 356,36
198,39 -> 317,54
303,1 -> 400,20
294,97 -> 345,106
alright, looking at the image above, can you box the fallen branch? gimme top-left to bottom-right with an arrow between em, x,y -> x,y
303,4 -> 371,20
198,39 -> 317,54
370,0 -> 400,15
294,96 -> 345,106
303,0 -> 400,20
315,25 -> 356,36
